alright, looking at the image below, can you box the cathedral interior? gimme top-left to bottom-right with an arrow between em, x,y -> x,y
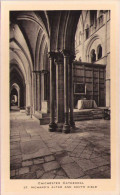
10,10 -> 111,179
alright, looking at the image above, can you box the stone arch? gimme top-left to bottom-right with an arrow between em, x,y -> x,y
97,44 -> 102,59
85,34 -> 102,62
11,11 -> 49,67
10,24 -> 33,74
10,63 -> 26,108
10,83 -> 20,108
90,49 -> 96,63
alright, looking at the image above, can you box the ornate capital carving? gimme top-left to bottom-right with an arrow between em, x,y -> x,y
48,52 -> 56,59
54,52 -> 64,65
62,49 -> 71,57
41,69 -> 49,74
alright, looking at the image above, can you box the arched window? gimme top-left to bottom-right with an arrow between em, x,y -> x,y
91,49 -> 96,63
97,44 -> 102,59
79,31 -> 82,44
85,24 -> 89,39
90,11 -> 97,27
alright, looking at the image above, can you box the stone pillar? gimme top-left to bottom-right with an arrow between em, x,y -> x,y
18,88 -> 20,108
32,72 -> 35,113
41,70 -> 45,102
62,50 -> 70,133
48,52 -> 57,132
55,52 -> 64,132
30,75 -> 33,118
41,70 -> 49,113
69,55 -> 75,128
37,73 -> 41,111
41,70 -> 49,101
34,73 -> 37,111
32,71 -> 41,112
35,72 -> 41,111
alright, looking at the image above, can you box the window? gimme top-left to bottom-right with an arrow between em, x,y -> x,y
90,11 -> 97,27
79,32 -> 82,44
97,11 -> 104,26
85,25 -> 89,39
97,44 -> 102,59
90,49 -> 96,63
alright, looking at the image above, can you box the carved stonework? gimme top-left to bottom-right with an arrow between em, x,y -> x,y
48,52 -> 56,59
54,52 -> 64,65
41,70 -> 49,74
62,49 -> 71,57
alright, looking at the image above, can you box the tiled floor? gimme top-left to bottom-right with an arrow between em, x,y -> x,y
10,111 -> 111,179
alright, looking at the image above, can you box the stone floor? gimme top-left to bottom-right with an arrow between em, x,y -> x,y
10,111 -> 111,179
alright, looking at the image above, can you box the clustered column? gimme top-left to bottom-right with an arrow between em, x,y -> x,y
36,72 -> 41,111
48,52 -> 57,132
54,52 -> 64,132
48,50 -> 75,133
62,50 -> 71,133
69,55 -> 75,128
32,72 -> 35,114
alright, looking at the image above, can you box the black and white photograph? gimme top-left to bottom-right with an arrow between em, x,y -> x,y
9,10 -> 111,180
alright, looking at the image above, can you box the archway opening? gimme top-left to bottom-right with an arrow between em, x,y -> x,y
10,64 -> 26,110
90,49 -> 96,63
10,88 -> 19,111
11,88 -> 18,105
97,44 -> 102,59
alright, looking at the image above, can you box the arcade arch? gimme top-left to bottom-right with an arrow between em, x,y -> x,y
10,10 -> 81,133
10,83 -> 20,108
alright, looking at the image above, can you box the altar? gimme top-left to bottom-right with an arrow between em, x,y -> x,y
77,100 -> 97,110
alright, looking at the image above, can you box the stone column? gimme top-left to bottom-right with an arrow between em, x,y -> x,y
30,75 -> 33,118
41,70 -> 45,102
69,55 -> 75,128
62,50 -> 70,133
41,70 -> 49,113
32,72 -> 35,113
32,71 -> 41,112
34,72 -> 41,112
34,73 -> 37,111
25,81 -> 30,107
48,52 -> 57,132
18,88 -> 20,108
37,72 -> 41,111
54,52 -> 64,132
41,70 -> 49,101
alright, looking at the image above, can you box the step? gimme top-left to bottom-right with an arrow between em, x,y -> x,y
39,118 -> 50,125
32,114 -> 50,125
34,111 -> 50,119
73,108 -> 104,121
32,108 -> 106,125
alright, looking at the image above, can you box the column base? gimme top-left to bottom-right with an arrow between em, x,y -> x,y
49,122 -> 57,132
56,123 -> 63,132
63,124 -> 70,134
70,120 -> 75,128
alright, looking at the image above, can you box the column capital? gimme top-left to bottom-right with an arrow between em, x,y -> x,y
41,69 -> 49,74
32,70 -> 41,74
54,52 -> 64,65
48,52 -> 56,59
62,49 -> 71,57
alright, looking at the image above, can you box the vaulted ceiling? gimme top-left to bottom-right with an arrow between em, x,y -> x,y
10,10 -> 81,85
